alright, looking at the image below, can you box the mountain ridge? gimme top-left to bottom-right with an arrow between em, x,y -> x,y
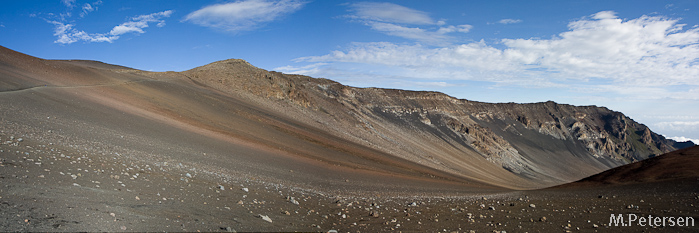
182,55 -> 692,178
0,45 -> 693,191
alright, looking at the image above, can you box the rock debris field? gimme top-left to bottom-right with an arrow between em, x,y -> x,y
1,126 -> 697,232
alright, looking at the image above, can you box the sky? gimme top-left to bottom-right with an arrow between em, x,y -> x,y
1,0 -> 698,143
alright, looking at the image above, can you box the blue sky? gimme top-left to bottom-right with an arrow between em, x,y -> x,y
1,0 -> 698,142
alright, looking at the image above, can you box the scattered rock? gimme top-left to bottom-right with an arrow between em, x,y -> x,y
258,214 -> 272,223
242,187 -> 249,192
185,173 -> 192,178
488,206 -> 496,210
218,185 -> 225,191
409,202 -> 417,207
287,196 -> 299,205
370,210 -> 380,218
540,216 -> 547,222
529,204 -> 536,208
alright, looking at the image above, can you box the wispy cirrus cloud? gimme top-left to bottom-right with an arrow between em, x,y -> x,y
50,10 -> 173,44
184,0 -> 306,33
347,2 -> 439,25
345,2 -> 472,46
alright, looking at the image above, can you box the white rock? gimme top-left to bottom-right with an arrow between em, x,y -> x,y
242,188 -> 249,192
259,214 -> 272,223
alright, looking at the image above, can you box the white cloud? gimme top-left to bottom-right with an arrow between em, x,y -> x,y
498,19 -> 522,24
80,1 -> 102,17
501,12 -> 699,86
591,11 -> 617,20
184,0 -> 305,33
666,136 -> 699,144
369,22 -> 452,45
61,0 -> 76,8
50,10 -> 173,44
398,81 -> 457,88
437,25 -> 472,33
347,2 -> 437,25
49,21 -> 117,44
275,62 -> 328,75
655,121 -> 699,130
288,11 -> 699,100
345,2 -> 472,45
109,10 -> 173,35
82,4 -> 93,14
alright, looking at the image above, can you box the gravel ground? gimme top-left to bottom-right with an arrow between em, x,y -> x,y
1,129 -> 697,232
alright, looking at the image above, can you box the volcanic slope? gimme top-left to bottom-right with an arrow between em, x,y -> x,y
3,46 -> 699,232
0,45 -> 692,192
560,145 -> 699,187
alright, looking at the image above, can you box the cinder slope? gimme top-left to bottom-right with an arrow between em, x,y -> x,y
559,145 -> 699,186
0,47 -> 512,194
0,46 -> 692,192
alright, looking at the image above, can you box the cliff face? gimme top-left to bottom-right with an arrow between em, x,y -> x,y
183,59 -> 692,185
